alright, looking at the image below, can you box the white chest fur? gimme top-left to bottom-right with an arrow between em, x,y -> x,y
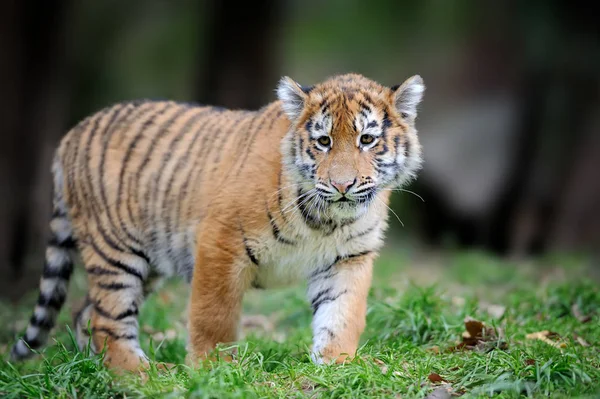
251,213 -> 386,289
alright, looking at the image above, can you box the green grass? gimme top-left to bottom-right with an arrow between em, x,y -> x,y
1,249 -> 599,398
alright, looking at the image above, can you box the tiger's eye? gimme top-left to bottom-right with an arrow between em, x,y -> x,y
360,134 -> 375,145
317,136 -> 331,147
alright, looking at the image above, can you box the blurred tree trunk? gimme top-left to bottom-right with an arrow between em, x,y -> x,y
196,0 -> 283,109
0,0 -> 71,300
416,1 -> 600,258
488,3 -> 600,257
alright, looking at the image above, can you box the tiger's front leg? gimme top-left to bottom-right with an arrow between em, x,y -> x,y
307,252 -> 374,364
187,235 -> 249,365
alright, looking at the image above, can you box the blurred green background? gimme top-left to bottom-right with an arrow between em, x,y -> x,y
1,0 -> 599,300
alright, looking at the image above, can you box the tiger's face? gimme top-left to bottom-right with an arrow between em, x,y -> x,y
278,73 -> 424,220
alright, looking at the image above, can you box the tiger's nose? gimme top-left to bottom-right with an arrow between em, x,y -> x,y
330,178 -> 356,195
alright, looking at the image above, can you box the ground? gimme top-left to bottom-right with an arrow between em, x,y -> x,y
0,244 -> 599,398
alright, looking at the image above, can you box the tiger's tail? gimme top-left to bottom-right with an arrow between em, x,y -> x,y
11,153 -> 76,360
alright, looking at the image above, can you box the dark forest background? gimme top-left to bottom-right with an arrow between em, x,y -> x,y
1,0 -> 599,300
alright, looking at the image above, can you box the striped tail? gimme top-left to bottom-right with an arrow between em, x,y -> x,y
11,156 -> 76,360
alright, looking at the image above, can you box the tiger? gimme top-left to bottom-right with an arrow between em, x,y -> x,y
11,73 -> 424,371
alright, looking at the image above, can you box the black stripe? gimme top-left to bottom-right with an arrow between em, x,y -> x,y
82,105 -> 121,228
277,170 -> 291,225
91,327 -> 137,340
90,240 -> 144,280
150,107 -> 204,216
267,206 -> 295,245
51,209 -> 67,219
115,306 -> 139,320
94,302 -> 138,321
235,106 -> 279,174
382,111 -> 392,129
130,248 -> 150,265
87,266 -> 120,276
243,237 -> 259,266
98,102 -> 142,247
310,288 -> 331,307
22,336 -> 42,348
312,290 -> 347,315
136,105 -> 192,182
117,103 -> 173,240
404,136 -> 411,157
212,112 -> 249,169
305,147 -> 315,160
37,292 -> 65,310
239,222 -> 259,266
98,281 -> 134,291
309,251 -> 372,280
42,260 -> 73,280
160,108 -> 213,263
48,235 -> 77,250
393,135 -> 401,154
29,314 -> 55,329
375,143 -> 389,156
175,113 -> 227,225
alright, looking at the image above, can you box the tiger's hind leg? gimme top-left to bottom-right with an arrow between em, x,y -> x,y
73,272 -> 163,360
79,242 -> 150,372
72,296 -> 95,353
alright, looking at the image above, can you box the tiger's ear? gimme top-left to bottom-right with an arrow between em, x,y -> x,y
392,75 -> 425,121
277,76 -> 308,122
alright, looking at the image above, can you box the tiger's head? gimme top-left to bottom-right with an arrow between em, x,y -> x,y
278,73 -> 424,220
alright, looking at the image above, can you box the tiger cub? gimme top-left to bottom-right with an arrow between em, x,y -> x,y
12,73 -> 424,370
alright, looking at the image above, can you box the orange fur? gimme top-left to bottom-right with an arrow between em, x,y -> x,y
12,73 -> 425,370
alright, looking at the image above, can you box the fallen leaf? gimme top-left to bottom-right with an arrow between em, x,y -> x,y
373,358 -> 389,374
425,387 -> 451,399
571,303 -> 592,323
484,303 -> 506,319
448,316 -> 507,353
428,373 -> 447,384
525,359 -> 535,366
526,331 -> 567,348
142,325 -> 155,334
452,296 -> 466,307
427,346 -> 440,354
165,329 -> 177,340
464,317 -> 485,339
573,333 -> 590,347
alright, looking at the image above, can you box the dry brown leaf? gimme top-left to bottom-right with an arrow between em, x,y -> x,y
448,316 -> 507,353
464,317 -> 485,339
571,303 -> 592,323
428,373 -> 447,384
427,346 -> 440,354
525,359 -> 535,366
526,330 -> 567,348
